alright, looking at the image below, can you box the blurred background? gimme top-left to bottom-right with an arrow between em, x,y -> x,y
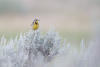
0,0 -> 100,48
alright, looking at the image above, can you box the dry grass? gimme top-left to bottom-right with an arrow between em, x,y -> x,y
0,14 -> 91,32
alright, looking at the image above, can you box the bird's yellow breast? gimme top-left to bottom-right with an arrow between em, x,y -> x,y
32,24 -> 39,30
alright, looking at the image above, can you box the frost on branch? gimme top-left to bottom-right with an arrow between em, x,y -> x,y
22,30 -> 61,67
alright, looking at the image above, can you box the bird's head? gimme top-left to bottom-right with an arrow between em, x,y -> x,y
32,18 -> 40,25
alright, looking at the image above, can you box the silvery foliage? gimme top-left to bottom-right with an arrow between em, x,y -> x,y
0,30 -> 100,67
0,30 -> 64,67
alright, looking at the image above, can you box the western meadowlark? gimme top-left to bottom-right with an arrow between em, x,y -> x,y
32,18 -> 39,30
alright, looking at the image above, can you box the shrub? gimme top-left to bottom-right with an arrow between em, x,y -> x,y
0,29 -> 65,67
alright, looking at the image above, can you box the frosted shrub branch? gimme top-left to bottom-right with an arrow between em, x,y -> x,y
0,30 -> 64,67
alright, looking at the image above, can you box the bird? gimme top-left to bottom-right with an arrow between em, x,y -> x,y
32,18 -> 39,30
